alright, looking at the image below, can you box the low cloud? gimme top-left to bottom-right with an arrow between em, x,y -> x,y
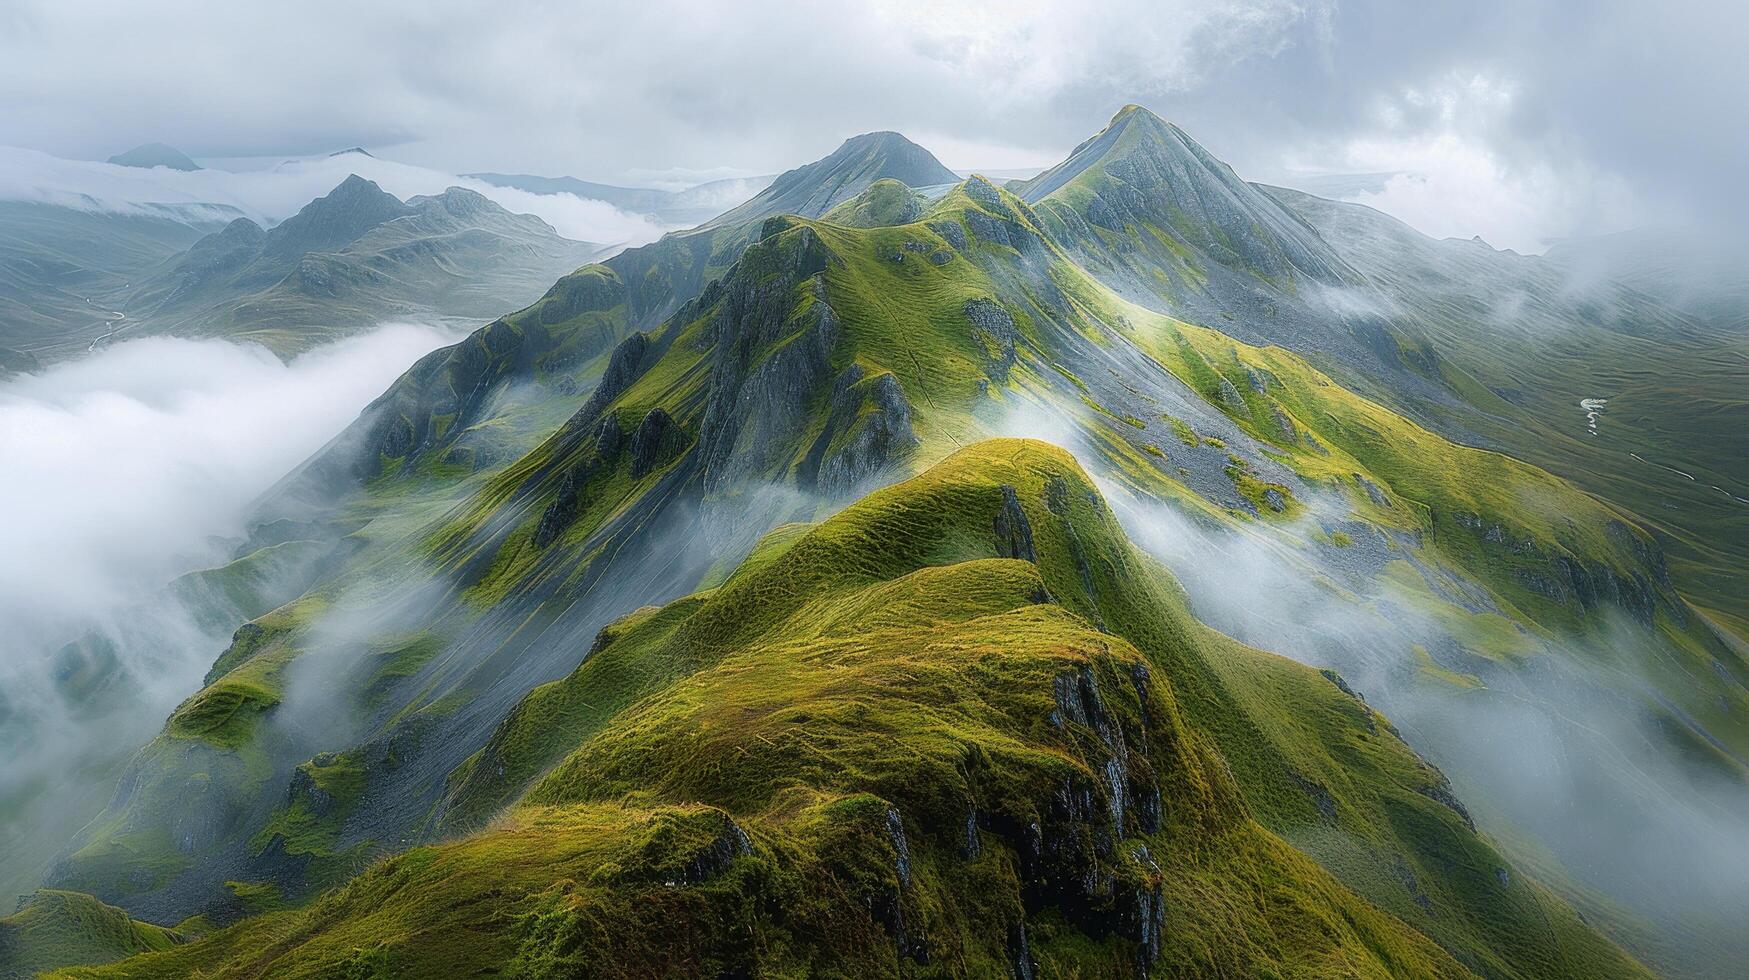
0,323 -> 458,892
0,323 -> 457,656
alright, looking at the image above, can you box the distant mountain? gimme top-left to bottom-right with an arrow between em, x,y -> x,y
1016,105 -> 1355,289
123,176 -> 603,354
106,142 -> 200,171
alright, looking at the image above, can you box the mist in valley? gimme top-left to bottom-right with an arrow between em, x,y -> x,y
0,323 -> 456,898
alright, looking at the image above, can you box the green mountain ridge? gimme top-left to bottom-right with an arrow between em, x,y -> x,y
42,442 -> 1647,979
12,110 -> 1747,978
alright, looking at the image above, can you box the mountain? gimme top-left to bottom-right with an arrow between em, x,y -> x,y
38,169 -> 1731,978
16,116 -> 1748,978
105,143 -> 200,171
1013,105 -> 1452,418
1015,105 -> 1354,289
121,176 -> 603,355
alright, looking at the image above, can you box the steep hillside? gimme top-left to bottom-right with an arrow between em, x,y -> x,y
56,443 -> 1643,979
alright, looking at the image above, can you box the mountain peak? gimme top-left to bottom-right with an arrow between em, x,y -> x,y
1109,102 -> 1158,124
1015,107 -> 1354,290
261,174 -> 411,258
106,142 -> 199,171
329,146 -> 374,158
827,130 -> 956,183
411,185 -> 504,219
706,130 -> 956,228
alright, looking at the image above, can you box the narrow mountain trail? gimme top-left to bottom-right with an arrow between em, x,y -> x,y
82,295 -> 131,352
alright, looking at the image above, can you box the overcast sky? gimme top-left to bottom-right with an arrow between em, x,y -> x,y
2,0 -> 1745,252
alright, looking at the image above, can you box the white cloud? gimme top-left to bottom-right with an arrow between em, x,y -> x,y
0,323 -> 458,652
1276,72 -> 1643,252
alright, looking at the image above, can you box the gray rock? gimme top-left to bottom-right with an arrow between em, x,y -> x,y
930,219 -> 968,250
994,485 -> 1036,561
680,813 -> 754,884
1216,375 -> 1247,410
628,407 -> 687,477
965,297 -> 1021,382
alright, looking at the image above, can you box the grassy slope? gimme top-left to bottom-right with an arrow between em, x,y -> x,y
59,442 -> 1645,979
0,890 -> 181,976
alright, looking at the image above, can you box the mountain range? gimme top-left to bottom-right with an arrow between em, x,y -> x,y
4,107 -> 1745,979
0,173 -> 604,364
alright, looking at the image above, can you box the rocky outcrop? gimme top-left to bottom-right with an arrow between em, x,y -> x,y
1448,511 -> 1664,624
533,418 -> 629,548
679,813 -> 754,885
694,228 -> 844,490
966,298 -> 1021,382
1287,769 -> 1338,823
960,178 -> 1050,259
804,366 -> 918,496
995,486 -> 1036,561
1416,769 -> 1475,831
627,408 -> 688,478
990,662 -> 1171,975
286,763 -> 335,819
562,331 -> 653,440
